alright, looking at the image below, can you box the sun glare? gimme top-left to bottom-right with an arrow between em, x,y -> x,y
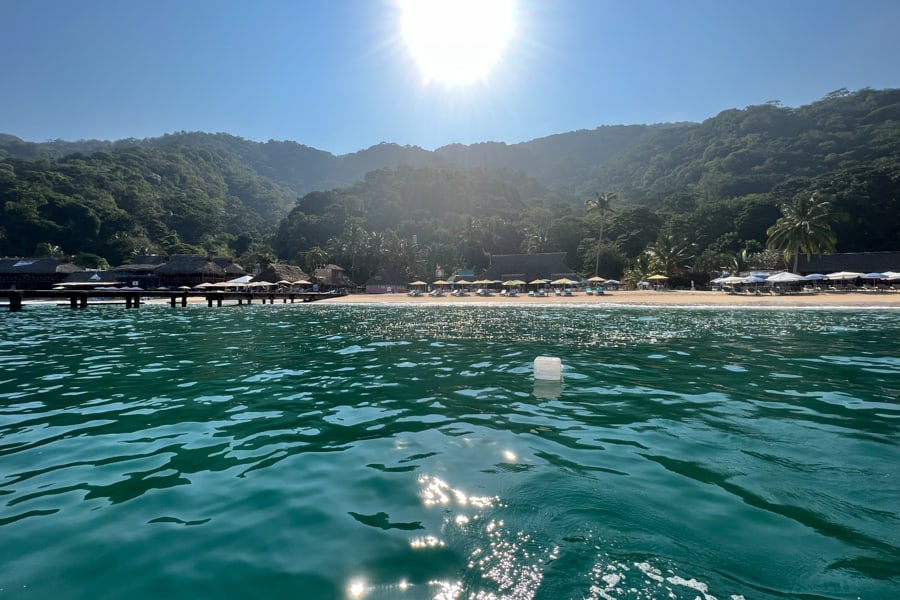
398,0 -> 517,86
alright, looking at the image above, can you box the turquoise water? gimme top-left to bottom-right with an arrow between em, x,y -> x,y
1,303 -> 898,599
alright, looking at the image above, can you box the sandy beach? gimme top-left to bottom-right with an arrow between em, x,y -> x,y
325,289 -> 900,308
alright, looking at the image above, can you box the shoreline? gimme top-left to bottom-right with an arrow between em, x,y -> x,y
323,289 -> 900,308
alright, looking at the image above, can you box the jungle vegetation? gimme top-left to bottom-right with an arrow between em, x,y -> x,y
1,87 -> 897,283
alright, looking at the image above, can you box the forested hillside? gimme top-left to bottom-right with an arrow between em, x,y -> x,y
1,87 -> 898,282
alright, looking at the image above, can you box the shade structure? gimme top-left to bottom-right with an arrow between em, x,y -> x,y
292,280 -> 312,286
647,274 -> 669,280
409,280 -> 427,286
802,273 -> 826,280
862,272 -> 886,280
883,271 -> 900,281
720,276 -> 748,285
551,278 -> 578,285
455,279 -> 472,285
502,279 -> 526,286
432,280 -> 449,286
586,276 -> 607,283
226,275 -> 253,285
528,279 -> 547,285
826,271 -> 863,281
766,272 -> 805,283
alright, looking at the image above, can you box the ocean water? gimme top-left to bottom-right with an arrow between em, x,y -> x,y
1,302 -> 898,600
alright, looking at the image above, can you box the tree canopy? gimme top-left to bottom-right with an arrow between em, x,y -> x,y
1,87 -> 897,279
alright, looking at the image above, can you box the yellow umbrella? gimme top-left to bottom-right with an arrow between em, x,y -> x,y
409,280 -> 427,286
587,276 -> 607,283
455,279 -> 472,285
551,278 -> 577,285
528,279 -> 547,285
432,280 -> 449,285
502,279 -> 524,286
647,274 -> 669,280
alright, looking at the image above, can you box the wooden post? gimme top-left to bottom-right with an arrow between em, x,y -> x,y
70,295 -> 78,309
170,295 -> 177,308
9,292 -> 22,312
181,293 -> 187,307
207,296 -> 214,308
79,293 -> 88,309
216,294 -> 223,307
125,295 -> 133,308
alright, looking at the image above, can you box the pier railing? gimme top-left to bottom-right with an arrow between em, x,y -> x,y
0,289 -> 345,311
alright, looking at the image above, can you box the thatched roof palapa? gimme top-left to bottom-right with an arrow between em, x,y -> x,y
0,257 -> 81,274
253,263 -> 310,284
155,255 -> 226,276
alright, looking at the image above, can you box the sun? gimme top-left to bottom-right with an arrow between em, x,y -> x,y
398,0 -> 517,86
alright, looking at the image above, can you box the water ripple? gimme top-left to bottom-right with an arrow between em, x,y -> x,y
0,304 -> 898,599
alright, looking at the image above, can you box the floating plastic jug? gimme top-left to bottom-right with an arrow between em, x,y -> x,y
533,356 -> 562,381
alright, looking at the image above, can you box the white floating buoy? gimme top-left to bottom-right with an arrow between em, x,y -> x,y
534,356 -> 563,381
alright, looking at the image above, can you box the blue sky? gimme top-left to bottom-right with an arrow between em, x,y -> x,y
3,0 -> 899,155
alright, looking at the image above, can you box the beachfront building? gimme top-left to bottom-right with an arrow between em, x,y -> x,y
314,264 -> 355,291
154,254 -> 229,288
110,255 -> 168,289
797,251 -> 900,274
479,252 -> 577,283
364,271 -> 407,294
0,257 -> 82,290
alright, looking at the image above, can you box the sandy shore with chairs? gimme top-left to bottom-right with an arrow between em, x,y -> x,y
325,289 -> 900,308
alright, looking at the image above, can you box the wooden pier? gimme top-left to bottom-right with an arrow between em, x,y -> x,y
0,289 -> 344,312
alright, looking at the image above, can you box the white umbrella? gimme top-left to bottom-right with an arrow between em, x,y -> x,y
766,272 -> 805,283
721,276 -> 748,285
802,273 -> 826,281
826,271 -> 863,281
226,275 -> 253,285
883,271 -> 900,281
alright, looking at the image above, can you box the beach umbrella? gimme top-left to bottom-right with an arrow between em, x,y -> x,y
226,275 -> 253,285
605,279 -> 621,285
293,279 -> 312,286
766,272 -> 805,283
826,271 -> 863,281
802,273 -> 826,281
647,274 -> 669,280
551,278 -> 577,285
528,279 -> 546,285
586,276 -> 607,283
409,280 -> 427,286
432,279 -> 449,286
455,279 -> 472,285
862,272 -> 886,280
721,276 -> 748,285
883,271 -> 900,281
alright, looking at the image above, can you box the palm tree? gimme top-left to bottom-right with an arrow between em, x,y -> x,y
624,252 -> 654,287
766,193 -> 836,272
585,192 -> 616,275
645,230 -> 693,275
